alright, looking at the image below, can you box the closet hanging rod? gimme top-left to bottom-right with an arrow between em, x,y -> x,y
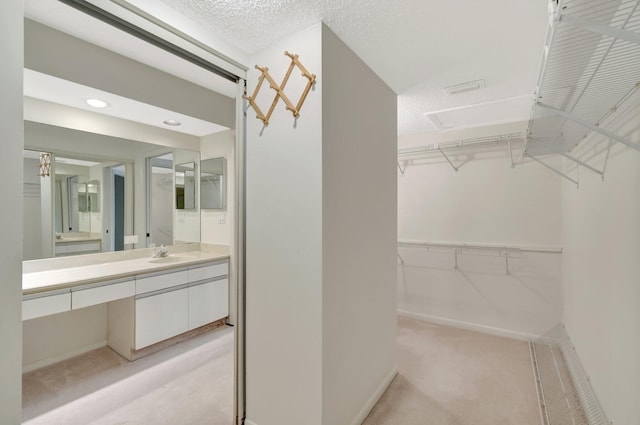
398,240 -> 562,254
398,133 -> 524,157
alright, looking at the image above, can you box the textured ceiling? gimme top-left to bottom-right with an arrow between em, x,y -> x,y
159,0 -> 549,135
25,0 -> 550,138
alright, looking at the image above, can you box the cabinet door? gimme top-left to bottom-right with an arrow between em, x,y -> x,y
135,287 -> 188,349
188,278 -> 228,330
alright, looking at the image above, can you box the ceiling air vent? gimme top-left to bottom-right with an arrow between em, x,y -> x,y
444,79 -> 486,95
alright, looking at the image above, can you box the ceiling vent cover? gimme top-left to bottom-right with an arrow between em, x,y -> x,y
444,79 -> 486,95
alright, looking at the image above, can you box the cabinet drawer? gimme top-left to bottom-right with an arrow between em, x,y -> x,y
72,278 -> 135,310
188,262 -> 228,283
23,290 -> 71,321
55,242 -> 101,256
67,242 -> 101,253
136,269 -> 188,295
135,287 -> 189,349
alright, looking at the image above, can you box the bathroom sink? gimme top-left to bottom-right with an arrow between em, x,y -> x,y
149,255 -> 190,264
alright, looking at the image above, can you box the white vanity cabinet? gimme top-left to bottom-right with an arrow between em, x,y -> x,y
188,277 -> 229,330
107,259 -> 229,359
135,285 -> 189,349
23,288 -> 71,321
133,268 -> 190,349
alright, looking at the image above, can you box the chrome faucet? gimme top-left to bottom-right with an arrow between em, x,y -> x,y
152,244 -> 169,258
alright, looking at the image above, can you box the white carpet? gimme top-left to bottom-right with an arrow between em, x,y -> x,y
24,318 -> 540,425
23,325 -> 234,425
362,316 -> 540,425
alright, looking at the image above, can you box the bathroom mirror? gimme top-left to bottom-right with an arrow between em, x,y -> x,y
200,157 -> 226,210
176,162 -> 196,210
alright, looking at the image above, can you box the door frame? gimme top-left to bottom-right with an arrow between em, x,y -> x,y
45,2 -> 248,423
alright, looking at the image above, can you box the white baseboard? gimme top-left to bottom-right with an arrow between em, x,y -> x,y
398,310 -> 540,341
244,366 -> 398,425
351,365 -> 398,425
23,340 -> 107,373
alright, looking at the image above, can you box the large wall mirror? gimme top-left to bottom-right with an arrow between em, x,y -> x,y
22,18 -> 234,260
22,119 -> 200,260
201,157 -> 226,210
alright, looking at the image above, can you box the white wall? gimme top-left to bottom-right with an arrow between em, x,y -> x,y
246,23 -> 324,425
0,1 -> 23,422
25,98 -> 200,152
561,102 -> 640,425
397,140 -> 563,338
246,23 -> 397,425
398,147 -> 562,246
321,26 -> 398,425
25,19 -> 235,130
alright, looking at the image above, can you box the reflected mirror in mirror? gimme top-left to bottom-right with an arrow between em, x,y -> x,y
53,156 -> 102,234
176,162 -> 196,210
78,180 -> 100,213
200,157 -> 226,210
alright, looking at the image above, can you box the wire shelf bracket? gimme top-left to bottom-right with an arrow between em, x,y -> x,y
438,147 -> 459,172
560,13 -> 640,46
537,102 -> 640,152
397,161 -> 407,176
397,240 -> 561,275
525,152 -> 579,187
561,153 -> 605,180
398,133 -> 525,172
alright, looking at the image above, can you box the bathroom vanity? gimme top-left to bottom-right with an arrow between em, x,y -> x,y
22,245 -> 229,362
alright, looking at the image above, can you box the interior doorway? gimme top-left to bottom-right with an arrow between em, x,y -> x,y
147,153 -> 174,247
21,2 -> 246,424
112,167 -> 125,251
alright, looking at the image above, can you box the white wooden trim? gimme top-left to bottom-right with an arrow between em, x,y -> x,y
350,365 -> 398,425
398,310 -> 540,341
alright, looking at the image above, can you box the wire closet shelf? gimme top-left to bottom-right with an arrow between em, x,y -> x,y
397,240 -> 561,275
526,0 -> 640,158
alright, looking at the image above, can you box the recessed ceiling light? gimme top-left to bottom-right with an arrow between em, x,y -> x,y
86,98 -> 108,108
163,120 -> 182,127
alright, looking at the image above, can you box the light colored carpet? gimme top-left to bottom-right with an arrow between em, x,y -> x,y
23,318 -> 540,425
22,325 -> 234,425
363,316 -> 541,425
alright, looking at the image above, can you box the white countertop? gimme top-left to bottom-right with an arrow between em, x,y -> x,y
23,245 -> 229,295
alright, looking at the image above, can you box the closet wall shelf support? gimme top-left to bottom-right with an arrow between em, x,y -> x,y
560,13 -> 640,46
397,161 -> 406,176
537,102 -> 640,152
525,152 -> 579,187
561,153 -> 604,179
397,241 -> 562,274
397,133 -> 524,172
438,147 -> 459,172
